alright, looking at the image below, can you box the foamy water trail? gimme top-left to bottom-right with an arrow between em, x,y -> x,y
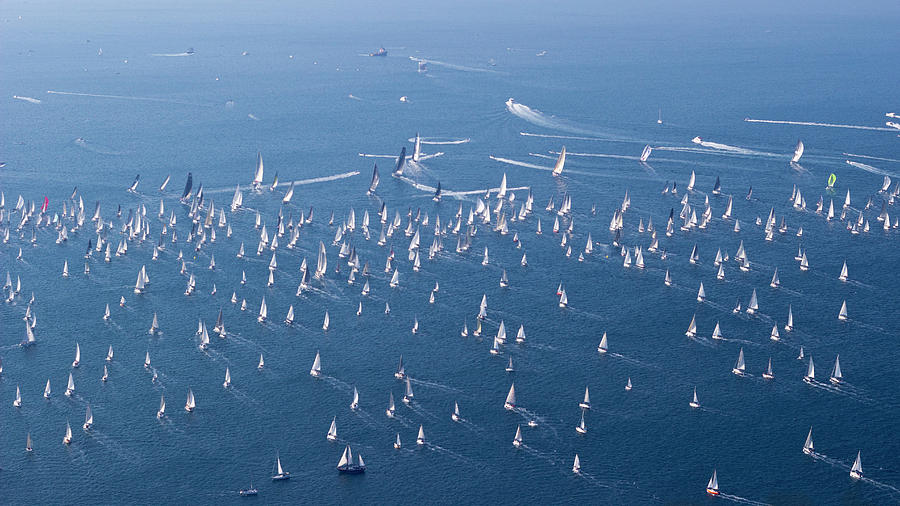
843,153 -> 900,164
693,139 -> 782,157
408,377 -> 461,393
13,95 -> 42,104
203,172 -> 359,195
150,52 -> 193,57
506,99 -> 615,137
348,94 -> 362,101
717,493 -> 772,506
845,160 -> 898,178
520,132 -> 607,141
414,152 -> 444,161
357,153 -> 397,158
490,156 -> 555,172
745,117 -> 896,132
409,56 -> 498,74
545,150 -> 640,162
47,90 -> 207,106
406,137 -> 471,144
394,173 -> 528,197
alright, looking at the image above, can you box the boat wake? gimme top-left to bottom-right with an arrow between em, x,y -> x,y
406,137 -> 471,145
506,99 -> 610,137
409,56 -> 498,74
804,378 -> 874,404
512,408 -> 558,438
520,132 -> 608,142
421,442 -> 476,465
348,94 -> 363,101
408,377 -> 461,393
13,95 -> 42,104
47,90 -> 207,107
403,401 -> 439,421
320,375 -> 353,394
73,137 -> 128,156
203,172 -> 359,195
357,153 -> 397,158
608,352 -> 659,370
393,173 -> 529,199
843,152 -> 900,164
745,117 -> 896,132
542,151 -> 639,162
717,493 -> 772,506
150,52 -> 193,57
845,160 -> 898,178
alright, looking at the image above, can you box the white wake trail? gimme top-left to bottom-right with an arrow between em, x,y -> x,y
843,153 -> 900,164
506,99 -> 609,137
745,117 -> 895,132
47,90 -> 206,106
394,173 -> 527,197
406,137 -> 471,145
409,56 -> 498,74
845,160 -> 899,178
12,95 -> 41,104
203,171 -> 359,195
520,132 -> 607,141
545,150 -> 640,162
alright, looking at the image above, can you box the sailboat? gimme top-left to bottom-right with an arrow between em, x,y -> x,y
14,384 -> 22,407
350,387 -> 359,410
63,420 -> 73,444
184,388 -> 196,412
403,376 -> 414,403
803,427 -> 814,455
157,394 -> 166,419
451,401 -> 462,422
272,452 -> 291,480
367,163 -> 380,195
65,372 -> 75,397
513,424 -> 524,447
252,152 -> 265,189
505,356 -> 514,372
685,314 -> 697,337
394,433 -> 402,449
706,469 -> 719,495
803,356 -> 815,383
102,364 -> 109,382
839,261 -> 849,282
310,351 -> 322,377
711,322 -> 723,340
103,304 -> 111,321
829,355 -> 843,384
337,444 -> 366,474
579,387 -> 591,409
696,282 -> 706,302
850,451 -> 863,479
144,351 -> 151,369
762,358 -> 774,380
416,425 -> 426,445
223,367 -> 232,388
791,140 -> 804,163
72,342 -> 81,368
689,387 -> 700,408
639,145 -> 652,163
327,416 -> 338,441
746,289 -> 758,315
552,146 -> 566,176
625,377 -> 633,391
575,409 -> 587,434
838,300 -> 848,321
784,305 -> 794,332
322,311 -> 330,331
82,403 -> 93,430
386,392 -> 396,417
26,432 -> 33,453
732,347 -> 746,375
258,297 -> 268,323
44,378 -> 52,399
572,454 -> 581,474
504,383 -> 516,410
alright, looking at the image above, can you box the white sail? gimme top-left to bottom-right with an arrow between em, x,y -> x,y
639,144 -> 652,163
310,351 -> 322,376
838,300 -> 848,320
327,416 -> 338,440
597,332 -> 608,352
83,403 -> 93,429
504,383 -> 516,409
572,454 -> 581,473
252,152 -> 264,187
732,347 -> 746,374
791,140 -> 804,163
850,451 -> 863,478
417,425 -> 425,445
805,356 -> 815,381
707,470 -> 718,493
223,367 -> 231,388
830,355 -> 843,383
552,146 -> 566,176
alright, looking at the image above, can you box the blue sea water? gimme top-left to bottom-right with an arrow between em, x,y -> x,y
2,1 -> 900,503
